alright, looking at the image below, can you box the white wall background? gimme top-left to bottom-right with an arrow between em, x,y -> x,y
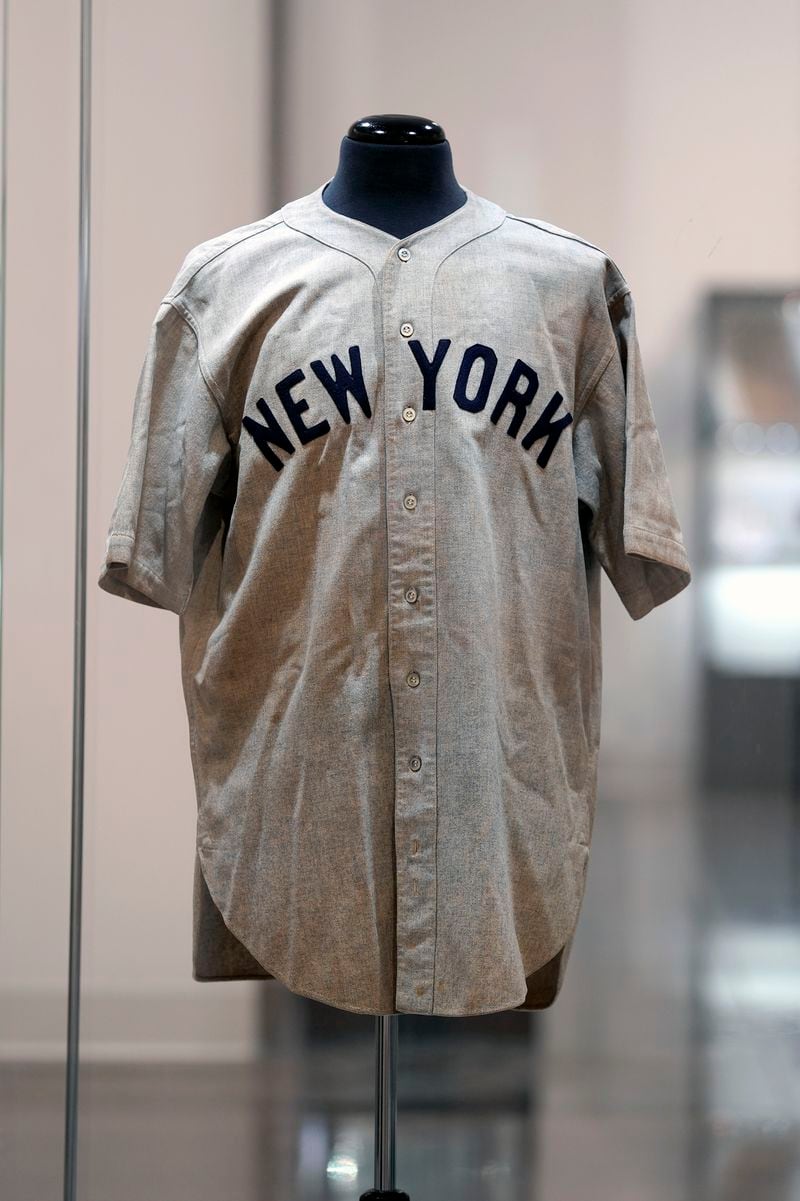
1,0 -> 272,1062
1,0 -> 798,1060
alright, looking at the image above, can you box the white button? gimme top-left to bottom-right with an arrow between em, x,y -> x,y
402,406 -> 416,423
397,247 -> 411,261
406,670 -> 420,688
400,322 -> 414,337
405,586 -> 418,603
403,493 -> 417,510
409,755 -> 422,771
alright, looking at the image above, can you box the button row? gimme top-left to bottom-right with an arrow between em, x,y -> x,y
394,253 -> 426,947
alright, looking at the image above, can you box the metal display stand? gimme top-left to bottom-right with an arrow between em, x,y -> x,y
360,1016 -> 410,1201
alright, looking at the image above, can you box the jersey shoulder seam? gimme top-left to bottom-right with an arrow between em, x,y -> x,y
505,214 -> 633,307
505,212 -> 612,258
164,214 -> 285,305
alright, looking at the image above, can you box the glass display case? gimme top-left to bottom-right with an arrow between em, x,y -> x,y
695,288 -> 800,793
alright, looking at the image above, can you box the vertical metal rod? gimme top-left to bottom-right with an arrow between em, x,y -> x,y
374,1014 -> 397,1191
64,0 -> 92,1196
0,0 -> 8,923
268,0 -> 288,212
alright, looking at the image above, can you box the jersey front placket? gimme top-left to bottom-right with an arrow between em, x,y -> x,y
380,238 -> 441,1015
279,183 -> 505,1015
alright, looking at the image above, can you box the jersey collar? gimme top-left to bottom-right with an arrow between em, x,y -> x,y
281,177 -> 507,271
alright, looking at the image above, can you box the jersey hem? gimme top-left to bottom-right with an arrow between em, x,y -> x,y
195,840 -> 585,1017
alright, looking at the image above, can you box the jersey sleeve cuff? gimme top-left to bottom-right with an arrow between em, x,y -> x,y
97,531 -> 189,616
616,523 -> 692,620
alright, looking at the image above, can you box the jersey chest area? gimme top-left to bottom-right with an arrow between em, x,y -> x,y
235,258 -> 580,484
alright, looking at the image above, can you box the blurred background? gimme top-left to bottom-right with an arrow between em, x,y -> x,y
2,0 -> 799,1198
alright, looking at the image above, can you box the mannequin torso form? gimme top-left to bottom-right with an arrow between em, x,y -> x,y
321,113 -> 467,239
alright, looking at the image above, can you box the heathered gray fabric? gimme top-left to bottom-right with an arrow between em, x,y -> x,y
97,178 -> 692,1016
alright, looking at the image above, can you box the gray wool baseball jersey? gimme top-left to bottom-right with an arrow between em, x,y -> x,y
97,177 -> 692,1017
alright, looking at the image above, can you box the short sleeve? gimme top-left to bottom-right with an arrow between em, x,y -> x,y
573,287 -> 692,620
97,299 -> 234,616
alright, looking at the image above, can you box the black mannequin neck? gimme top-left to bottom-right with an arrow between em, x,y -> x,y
321,136 -> 467,239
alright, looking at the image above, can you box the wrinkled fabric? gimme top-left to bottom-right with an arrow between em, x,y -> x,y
97,178 -> 692,1016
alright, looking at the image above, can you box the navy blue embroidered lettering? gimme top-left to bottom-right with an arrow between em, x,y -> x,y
309,345 -> 372,423
275,368 -> 331,446
241,397 -> 296,473
490,359 -> 539,435
520,390 -> 573,468
407,338 -> 451,410
454,344 -> 498,414
242,339 -> 575,473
